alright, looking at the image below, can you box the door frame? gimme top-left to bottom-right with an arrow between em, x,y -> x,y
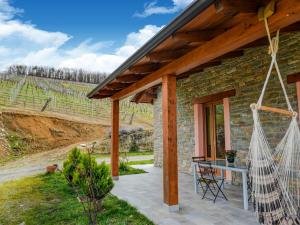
194,90 -> 236,180
203,100 -> 224,161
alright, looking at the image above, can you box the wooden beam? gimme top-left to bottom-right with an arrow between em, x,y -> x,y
162,74 -> 178,209
129,63 -> 160,74
92,94 -> 112,99
116,74 -> 146,83
112,0 -> 300,100
106,82 -> 129,90
239,37 -> 268,49
216,0 -> 261,13
281,22 -> 300,33
147,48 -> 193,62
111,99 -> 119,180
194,89 -> 236,104
97,90 -> 116,96
287,72 -> 300,84
172,30 -> 216,43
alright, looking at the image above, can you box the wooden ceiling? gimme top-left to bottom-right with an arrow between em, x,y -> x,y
90,0 -> 300,103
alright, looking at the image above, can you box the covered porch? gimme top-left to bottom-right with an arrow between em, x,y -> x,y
88,0 -> 300,213
112,165 -> 258,225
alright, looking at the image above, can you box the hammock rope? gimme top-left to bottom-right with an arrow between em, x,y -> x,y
248,16 -> 300,225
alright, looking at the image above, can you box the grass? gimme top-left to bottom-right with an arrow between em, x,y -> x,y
119,162 -> 147,176
93,151 -> 153,158
0,173 -> 154,225
127,159 -> 154,165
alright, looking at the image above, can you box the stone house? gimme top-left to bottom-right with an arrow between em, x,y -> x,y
153,32 -> 300,184
88,0 -> 300,210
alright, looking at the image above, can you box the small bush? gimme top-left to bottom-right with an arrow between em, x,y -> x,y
7,134 -> 26,153
63,148 -> 82,182
63,148 -> 114,202
73,154 -> 114,200
129,140 -> 139,152
119,161 -> 130,172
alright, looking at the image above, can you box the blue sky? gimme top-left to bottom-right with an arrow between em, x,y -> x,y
0,0 -> 194,72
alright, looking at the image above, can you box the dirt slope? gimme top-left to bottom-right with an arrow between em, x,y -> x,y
0,109 -> 108,158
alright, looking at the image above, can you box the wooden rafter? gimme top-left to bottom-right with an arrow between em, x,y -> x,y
97,90 -> 117,96
146,47 -> 193,62
111,0 -> 300,100
116,74 -> 146,83
106,82 -> 129,90
215,0 -> 260,13
172,30 -> 217,43
129,63 -> 161,74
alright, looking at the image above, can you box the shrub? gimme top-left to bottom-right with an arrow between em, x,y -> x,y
72,154 -> 114,201
63,147 -> 82,182
63,148 -> 114,213
129,139 -> 139,152
119,161 -> 130,172
7,134 -> 26,153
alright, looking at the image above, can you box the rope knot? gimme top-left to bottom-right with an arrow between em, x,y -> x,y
268,36 -> 279,56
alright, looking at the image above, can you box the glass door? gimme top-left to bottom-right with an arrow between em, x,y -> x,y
204,101 -> 226,161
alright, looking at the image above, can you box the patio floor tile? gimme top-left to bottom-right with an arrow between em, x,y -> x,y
112,165 -> 258,225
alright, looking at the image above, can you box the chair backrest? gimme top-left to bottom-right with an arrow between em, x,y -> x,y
192,156 -> 206,162
197,161 -> 216,179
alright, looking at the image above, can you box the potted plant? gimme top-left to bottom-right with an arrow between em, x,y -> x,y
225,150 -> 237,163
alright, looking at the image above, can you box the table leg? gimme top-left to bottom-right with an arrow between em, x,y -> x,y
193,164 -> 198,193
242,171 -> 248,210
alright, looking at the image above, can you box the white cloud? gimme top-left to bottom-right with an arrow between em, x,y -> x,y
0,0 -> 23,21
0,0 -> 164,73
134,0 -> 194,17
116,25 -> 163,57
58,25 -> 163,72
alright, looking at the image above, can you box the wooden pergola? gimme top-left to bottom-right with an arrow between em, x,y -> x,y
88,0 -> 300,211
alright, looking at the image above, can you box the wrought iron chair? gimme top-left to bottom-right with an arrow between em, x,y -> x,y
192,156 -> 206,191
197,161 -> 228,203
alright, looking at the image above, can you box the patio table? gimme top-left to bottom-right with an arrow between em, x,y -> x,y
192,160 -> 249,210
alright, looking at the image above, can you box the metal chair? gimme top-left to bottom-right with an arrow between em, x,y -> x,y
192,156 -> 206,191
197,161 -> 228,203
192,156 -> 206,162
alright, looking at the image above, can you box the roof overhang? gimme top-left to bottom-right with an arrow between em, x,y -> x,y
88,0 -> 300,102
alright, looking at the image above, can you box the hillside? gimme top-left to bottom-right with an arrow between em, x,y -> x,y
0,72 -> 153,126
0,109 -> 108,161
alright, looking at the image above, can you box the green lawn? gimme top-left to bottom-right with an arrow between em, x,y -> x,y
93,151 -> 153,158
0,173 -> 154,225
119,163 -> 147,175
127,159 -> 154,165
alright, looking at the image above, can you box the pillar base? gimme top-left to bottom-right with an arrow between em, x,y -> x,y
112,176 -> 119,181
164,204 -> 180,212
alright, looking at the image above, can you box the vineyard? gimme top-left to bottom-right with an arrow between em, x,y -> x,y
0,72 -> 153,125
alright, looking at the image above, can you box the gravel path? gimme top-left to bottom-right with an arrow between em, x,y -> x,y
0,142 -> 153,184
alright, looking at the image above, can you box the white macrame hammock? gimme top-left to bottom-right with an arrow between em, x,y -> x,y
248,17 -> 300,225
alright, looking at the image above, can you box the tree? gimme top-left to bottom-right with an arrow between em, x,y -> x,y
63,148 -> 114,225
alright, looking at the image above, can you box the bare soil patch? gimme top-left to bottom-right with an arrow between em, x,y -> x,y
0,109 -> 109,159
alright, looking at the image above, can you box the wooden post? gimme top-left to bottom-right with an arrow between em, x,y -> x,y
111,99 -> 119,180
162,74 -> 179,211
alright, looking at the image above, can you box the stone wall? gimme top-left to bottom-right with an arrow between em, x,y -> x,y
153,32 -> 300,180
97,128 -> 154,153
